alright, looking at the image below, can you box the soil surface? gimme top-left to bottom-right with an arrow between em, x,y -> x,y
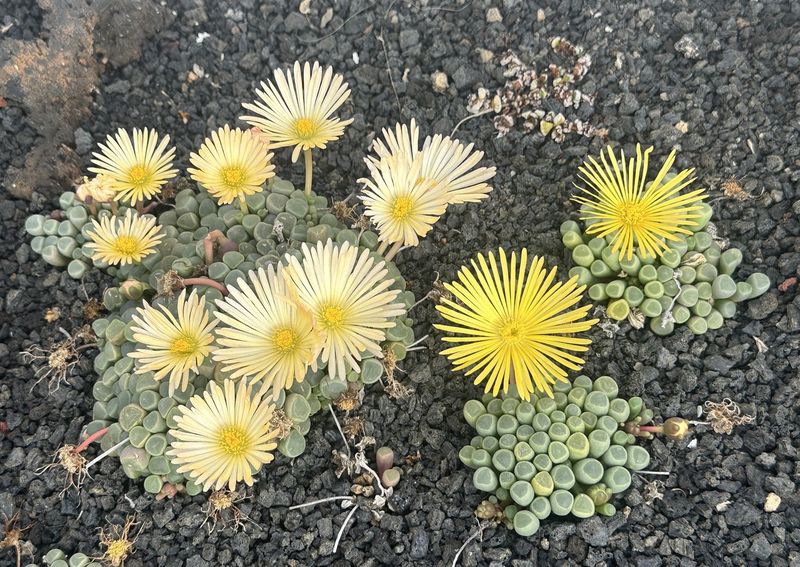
2,1 -> 800,566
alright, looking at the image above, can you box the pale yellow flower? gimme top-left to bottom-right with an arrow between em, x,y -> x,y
284,240 -> 405,380
85,209 -> 163,266
358,154 -> 449,246
76,174 -> 116,203
368,119 -> 496,204
213,266 -> 321,399
89,127 -> 178,205
130,290 -> 217,395
187,125 -> 276,205
167,379 -> 279,491
240,61 -> 353,162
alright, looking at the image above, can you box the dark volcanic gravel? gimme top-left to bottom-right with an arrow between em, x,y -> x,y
2,1 -> 800,566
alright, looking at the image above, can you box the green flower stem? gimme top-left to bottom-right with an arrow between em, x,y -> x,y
304,148 -> 314,196
238,195 -> 250,215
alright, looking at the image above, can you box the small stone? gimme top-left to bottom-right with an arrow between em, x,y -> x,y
675,35 -> 702,59
747,293 -> 778,320
577,516 -> 608,546
765,154 -> 784,172
486,7 -> 503,23
399,29 -> 419,51
409,527 -> 429,559
431,71 -> 448,93
748,533 -> 772,560
537,8 -> 545,21
764,492 -> 781,512
475,48 -> 494,63
618,92 -> 639,114
675,120 -> 688,133
74,128 -> 93,155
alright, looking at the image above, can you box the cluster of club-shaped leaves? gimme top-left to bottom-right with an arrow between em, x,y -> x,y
561,204 -> 770,335
459,375 -> 652,536
31,176 -> 417,493
25,548 -> 101,567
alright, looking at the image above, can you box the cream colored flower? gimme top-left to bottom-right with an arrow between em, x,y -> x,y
187,124 -> 276,205
88,127 -> 178,205
167,379 -> 279,491
130,290 -> 217,395
240,61 -> 353,162
76,174 -> 116,203
368,119 -> 496,204
358,154 -> 449,246
213,266 -> 321,398
284,240 -> 405,380
85,209 -> 163,266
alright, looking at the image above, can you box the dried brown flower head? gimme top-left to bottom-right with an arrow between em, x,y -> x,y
704,399 -> 754,434
721,177 -> 750,201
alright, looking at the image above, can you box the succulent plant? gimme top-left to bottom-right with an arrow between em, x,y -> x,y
560,206 -> 769,335
459,375 -> 652,536
77,175 -> 417,492
26,548 -> 102,567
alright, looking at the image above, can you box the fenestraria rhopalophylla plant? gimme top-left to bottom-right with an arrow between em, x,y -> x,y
167,379 -> 279,491
213,265 -> 321,399
187,124 -> 276,213
241,61 -> 353,195
130,289 -> 218,395
88,127 -> 178,206
572,144 -> 707,261
284,239 -> 405,381
84,209 -> 163,266
435,248 -> 598,400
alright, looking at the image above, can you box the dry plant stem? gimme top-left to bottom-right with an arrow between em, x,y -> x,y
110,201 -> 119,215
451,108 -> 494,136
181,277 -> 229,295
384,241 -> 404,262
288,495 -> 355,511
140,201 -> 159,215
329,404 -> 351,457
135,201 -> 144,215
203,229 -> 227,264
333,505 -> 359,553
76,427 -> 109,453
88,200 -> 97,217
303,148 -> 313,196
86,437 -> 130,470
452,520 -> 489,567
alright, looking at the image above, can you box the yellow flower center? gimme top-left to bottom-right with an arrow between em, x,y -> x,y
220,165 -> 247,189
112,235 -> 141,257
128,164 -> 149,187
618,200 -> 647,230
293,117 -> 316,140
390,195 -> 415,221
272,327 -> 300,353
498,318 -> 525,345
171,333 -> 200,356
217,425 -> 250,457
319,304 -> 346,330
104,540 -> 132,563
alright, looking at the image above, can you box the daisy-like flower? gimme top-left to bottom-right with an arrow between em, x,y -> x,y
435,248 -> 598,400
76,174 -> 116,203
167,379 -> 279,491
85,209 -> 163,266
572,144 -> 707,261
129,289 -> 218,395
240,61 -> 353,163
213,266 -> 321,398
368,119 -> 496,205
89,127 -> 178,205
358,154 -> 449,247
187,125 -> 276,208
284,239 -> 405,380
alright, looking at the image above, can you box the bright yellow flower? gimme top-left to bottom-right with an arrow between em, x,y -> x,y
358,154 -> 449,246
368,119 -> 496,204
213,266 -> 321,399
167,379 -> 279,491
284,239 -> 405,380
187,125 -> 276,205
88,127 -> 178,205
572,144 -> 707,260
240,61 -> 353,162
85,209 -> 163,266
130,290 -> 217,395
435,248 -> 598,400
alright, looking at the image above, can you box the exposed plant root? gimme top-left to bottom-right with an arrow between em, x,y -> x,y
0,512 -> 33,567
22,326 -> 97,394
202,489 -> 255,534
